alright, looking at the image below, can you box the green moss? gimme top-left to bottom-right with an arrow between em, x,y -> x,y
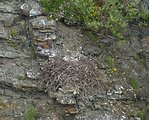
99,42 -> 106,51
117,40 -> 127,47
138,111 -> 145,120
105,56 -> 114,66
129,109 -> 145,120
130,77 -> 139,89
24,106 -> 38,120
85,31 -> 98,42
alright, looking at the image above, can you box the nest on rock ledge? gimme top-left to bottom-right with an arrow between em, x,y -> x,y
39,57 -> 104,97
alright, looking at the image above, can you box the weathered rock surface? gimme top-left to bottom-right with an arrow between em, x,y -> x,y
0,0 -> 149,120
29,15 -> 57,56
21,1 -> 42,17
0,25 -> 8,39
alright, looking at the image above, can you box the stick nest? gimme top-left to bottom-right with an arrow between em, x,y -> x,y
39,57 -> 103,96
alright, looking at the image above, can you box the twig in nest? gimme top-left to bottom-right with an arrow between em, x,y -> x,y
39,57 -> 102,97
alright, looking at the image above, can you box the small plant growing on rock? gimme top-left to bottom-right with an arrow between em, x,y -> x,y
24,106 -> 38,120
130,77 -> 139,89
9,28 -> 17,38
39,0 -> 149,39
16,75 -> 27,81
7,28 -> 17,47
138,110 -> 145,120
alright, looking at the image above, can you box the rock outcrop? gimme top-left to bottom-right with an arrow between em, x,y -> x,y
0,0 -> 149,120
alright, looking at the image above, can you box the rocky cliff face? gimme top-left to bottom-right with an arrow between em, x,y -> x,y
0,0 -> 149,120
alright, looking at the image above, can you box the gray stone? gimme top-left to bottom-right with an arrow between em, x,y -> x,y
21,1 -> 42,17
75,111 -> 122,120
0,50 -> 29,59
131,36 -> 142,53
3,14 -> 20,27
30,16 -> 56,29
0,13 -> 21,26
141,36 -> 149,54
0,25 -> 8,39
3,14 -> 14,26
48,87 -> 79,105
32,30 -> 57,42
134,117 -> 141,120
48,34 -> 57,40
36,47 -> 51,56
29,2 -> 42,17
20,2 -> 30,16
101,37 -> 113,45
82,46 -> 101,56
56,95 -> 76,105
0,13 -> 5,22
29,15 -> 57,56
0,2 -> 14,13
144,46 -> 149,54
26,70 -> 40,80
114,85 -> 124,95
0,51 -> 19,58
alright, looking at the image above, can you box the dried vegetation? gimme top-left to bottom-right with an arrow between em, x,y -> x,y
39,57 -> 103,96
